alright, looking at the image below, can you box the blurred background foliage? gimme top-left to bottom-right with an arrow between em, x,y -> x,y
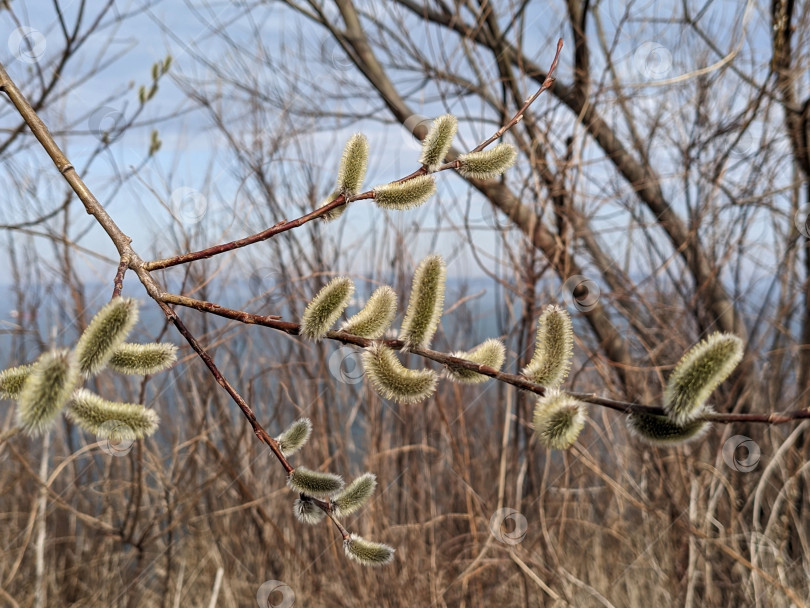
0,1 -> 809,606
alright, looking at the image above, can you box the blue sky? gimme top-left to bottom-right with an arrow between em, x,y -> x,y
0,1 -> 499,282
0,0 -> 785,300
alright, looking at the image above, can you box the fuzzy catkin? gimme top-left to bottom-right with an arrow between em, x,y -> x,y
627,411 -> 711,445
664,333 -> 743,425
317,133 -> 369,223
523,305 -> 573,388
361,343 -> 437,404
293,497 -> 326,524
107,342 -> 178,375
276,418 -> 313,456
333,473 -> 377,517
373,175 -> 436,210
342,286 -> 397,339
300,277 -> 355,340
419,114 -> 457,172
399,255 -> 446,349
445,338 -> 505,384
319,190 -> 348,222
17,350 -> 80,435
457,143 -> 517,180
337,133 -> 369,196
66,388 -> 159,439
287,466 -> 344,498
75,297 -> 139,376
0,363 -> 34,399
344,534 -> 395,566
533,390 -> 586,450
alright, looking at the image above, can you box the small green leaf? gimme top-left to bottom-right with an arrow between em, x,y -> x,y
148,129 -> 162,156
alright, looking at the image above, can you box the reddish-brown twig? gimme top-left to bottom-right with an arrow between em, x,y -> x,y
143,40 -> 564,272
470,38 -> 563,153
0,60 -> 293,476
159,291 -> 810,425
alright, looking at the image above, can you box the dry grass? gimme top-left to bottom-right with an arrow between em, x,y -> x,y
1,282 -> 807,608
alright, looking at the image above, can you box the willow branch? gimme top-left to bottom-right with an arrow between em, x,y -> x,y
471,38 -> 563,153
0,60 -> 292,475
159,292 -> 809,425
143,39 -> 564,272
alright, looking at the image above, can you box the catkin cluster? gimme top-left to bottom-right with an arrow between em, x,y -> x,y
319,114 -> 517,222
0,298 -> 176,440
275,417 -> 394,566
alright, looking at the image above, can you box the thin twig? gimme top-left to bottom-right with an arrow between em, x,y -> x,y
144,193 -> 356,271
143,39 -> 565,273
471,38 -> 563,153
0,57 -> 354,538
112,254 -> 130,298
155,300 -> 293,472
0,62 -> 289,474
159,291 -> 810,425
